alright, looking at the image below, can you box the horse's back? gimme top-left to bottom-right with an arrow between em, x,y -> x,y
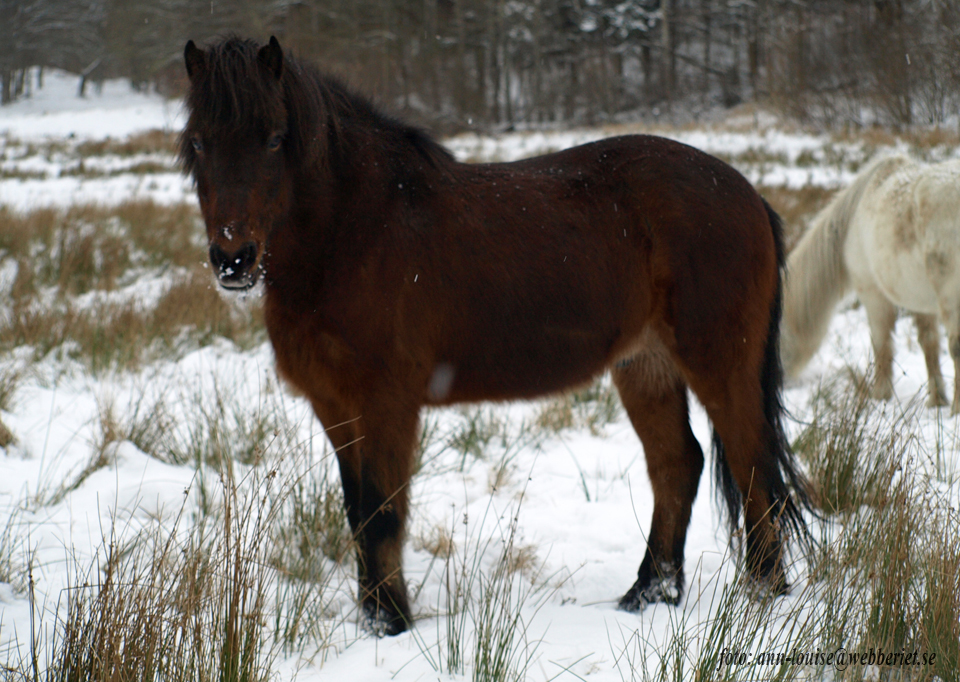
851,158 -> 959,312
420,134 -> 778,403
913,160 -> 960,303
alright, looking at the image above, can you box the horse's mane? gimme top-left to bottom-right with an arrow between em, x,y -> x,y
780,154 -> 912,376
180,36 -> 453,175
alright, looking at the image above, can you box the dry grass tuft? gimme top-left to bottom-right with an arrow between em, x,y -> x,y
759,184 -> 836,253
534,379 -> 621,436
0,201 -> 205,302
414,525 -> 456,559
793,370 -> 902,515
150,268 -> 263,349
75,129 -> 180,157
1,272 -> 263,372
0,200 -> 262,371
23,483 -> 277,682
116,200 -> 206,266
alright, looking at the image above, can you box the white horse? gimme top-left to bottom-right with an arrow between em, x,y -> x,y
781,154 -> 960,413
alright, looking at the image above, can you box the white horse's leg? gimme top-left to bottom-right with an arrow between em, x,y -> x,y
951,331 -> 960,416
914,313 -> 949,407
938,304 -> 960,415
859,286 -> 898,400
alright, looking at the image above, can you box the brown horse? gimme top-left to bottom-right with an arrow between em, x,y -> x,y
180,36 -> 810,636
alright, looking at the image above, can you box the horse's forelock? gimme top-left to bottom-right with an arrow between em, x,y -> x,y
181,37 -> 328,171
188,38 -> 283,133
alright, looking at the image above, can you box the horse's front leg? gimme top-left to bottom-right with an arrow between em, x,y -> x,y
311,394 -> 420,635
859,287 -> 897,401
948,327 -> 960,416
914,314 -> 949,408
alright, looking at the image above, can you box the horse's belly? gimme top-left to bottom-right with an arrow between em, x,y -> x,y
439,328 -> 615,403
850,209 -> 939,314
869,244 -> 939,313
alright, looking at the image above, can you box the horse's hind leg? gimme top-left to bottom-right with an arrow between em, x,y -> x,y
914,313 -> 948,407
859,286 -> 898,400
310,394 -> 418,635
950,329 -> 960,416
613,353 -> 704,611
688,371 -> 791,592
936,303 -> 960,415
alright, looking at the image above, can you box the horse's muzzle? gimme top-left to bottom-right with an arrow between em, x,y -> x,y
209,241 -> 260,290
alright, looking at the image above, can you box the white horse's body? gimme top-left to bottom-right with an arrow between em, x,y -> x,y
782,155 -> 960,412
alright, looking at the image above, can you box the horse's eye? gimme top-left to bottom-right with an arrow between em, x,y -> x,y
267,134 -> 283,151
191,137 -> 203,153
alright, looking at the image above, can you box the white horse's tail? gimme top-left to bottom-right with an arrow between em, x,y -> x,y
781,155 -> 912,377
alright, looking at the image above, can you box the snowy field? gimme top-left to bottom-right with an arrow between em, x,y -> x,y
1,71 -> 959,681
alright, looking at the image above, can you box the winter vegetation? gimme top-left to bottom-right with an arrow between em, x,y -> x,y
0,14 -> 959,682
3,1 -> 960,133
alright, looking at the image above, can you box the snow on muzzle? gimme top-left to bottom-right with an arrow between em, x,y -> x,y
209,241 -> 261,290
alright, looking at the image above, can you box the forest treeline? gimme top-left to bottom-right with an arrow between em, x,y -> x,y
2,0 -> 959,132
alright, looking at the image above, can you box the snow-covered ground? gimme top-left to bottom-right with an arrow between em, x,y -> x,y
1,71 -> 958,681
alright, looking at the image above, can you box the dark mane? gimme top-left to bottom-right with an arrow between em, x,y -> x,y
179,36 -> 453,176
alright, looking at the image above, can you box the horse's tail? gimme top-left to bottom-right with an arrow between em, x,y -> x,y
714,199 -> 812,552
780,155 -> 911,377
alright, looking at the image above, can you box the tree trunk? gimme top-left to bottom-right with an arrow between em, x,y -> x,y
701,0 -> 712,101
662,0 -> 674,101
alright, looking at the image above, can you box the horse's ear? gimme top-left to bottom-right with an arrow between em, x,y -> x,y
184,40 -> 205,80
258,36 -> 283,80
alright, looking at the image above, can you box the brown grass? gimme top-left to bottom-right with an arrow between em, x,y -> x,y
534,379 -> 620,436
0,201 -> 252,371
791,372 -> 960,681
758,184 -> 837,253
151,268 -> 263,348
59,160 -> 176,179
118,200 -> 206,266
1,269 -> 263,372
413,525 -> 456,559
0,205 -> 59,257
24,480 -> 277,682
831,125 -> 960,150
0,201 -> 205,302
75,129 -> 180,157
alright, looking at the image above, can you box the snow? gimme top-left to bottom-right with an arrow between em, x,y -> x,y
0,173 -> 194,211
1,72 -> 958,681
0,69 -> 184,141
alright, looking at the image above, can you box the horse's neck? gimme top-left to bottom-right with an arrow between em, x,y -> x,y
262,134 -> 397,307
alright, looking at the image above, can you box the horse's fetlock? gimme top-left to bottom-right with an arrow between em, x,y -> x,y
950,336 -> 960,360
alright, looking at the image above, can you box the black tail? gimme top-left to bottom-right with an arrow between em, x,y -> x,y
713,199 -> 813,551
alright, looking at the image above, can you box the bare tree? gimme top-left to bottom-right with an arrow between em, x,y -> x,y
0,0 -> 104,104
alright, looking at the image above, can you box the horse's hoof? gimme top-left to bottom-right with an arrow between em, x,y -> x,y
617,569 -> 683,612
927,391 -> 949,408
361,601 -> 410,636
744,573 -> 790,602
869,382 -> 893,401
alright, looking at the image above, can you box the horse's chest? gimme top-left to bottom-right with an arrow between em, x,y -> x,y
266,305 -> 360,400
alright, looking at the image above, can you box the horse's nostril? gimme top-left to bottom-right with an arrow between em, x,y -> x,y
209,242 -> 258,280
209,243 -> 228,271
236,242 -> 258,271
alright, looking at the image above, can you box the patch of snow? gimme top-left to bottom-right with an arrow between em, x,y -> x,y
0,69 -> 185,141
